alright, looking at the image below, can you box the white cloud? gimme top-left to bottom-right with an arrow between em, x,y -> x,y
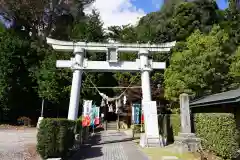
84,0 -> 146,28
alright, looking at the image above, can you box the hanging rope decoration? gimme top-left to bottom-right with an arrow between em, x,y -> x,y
83,71 -> 139,102
108,104 -> 113,112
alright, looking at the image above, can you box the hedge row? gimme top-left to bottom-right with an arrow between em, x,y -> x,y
37,118 -> 86,160
170,114 -> 181,136
194,113 -> 239,159
169,113 -> 240,159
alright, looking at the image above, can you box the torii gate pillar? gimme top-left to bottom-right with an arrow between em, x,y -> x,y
68,48 -> 84,120
139,49 -> 152,102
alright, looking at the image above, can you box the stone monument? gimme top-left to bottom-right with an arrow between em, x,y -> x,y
174,93 -> 201,152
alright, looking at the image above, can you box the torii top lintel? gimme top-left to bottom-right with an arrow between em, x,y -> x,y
46,38 -> 176,53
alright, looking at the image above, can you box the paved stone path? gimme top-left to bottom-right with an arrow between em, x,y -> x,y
0,128 -> 39,160
71,130 -> 149,160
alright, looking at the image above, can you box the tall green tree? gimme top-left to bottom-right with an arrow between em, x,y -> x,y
0,0 -> 94,39
136,0 -> 221,43
0,29 -> 40,122
164,25 -> 231,101
229,46 -> 240,88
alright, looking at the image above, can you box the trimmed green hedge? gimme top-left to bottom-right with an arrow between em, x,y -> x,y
37,118 -> 76,159
75,116 -> 83,134
169,113 -> 240,159
194,113 -> 239,159
170,114 -> 181,136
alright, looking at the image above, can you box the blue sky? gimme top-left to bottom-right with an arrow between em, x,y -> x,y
132,0 -> 228,13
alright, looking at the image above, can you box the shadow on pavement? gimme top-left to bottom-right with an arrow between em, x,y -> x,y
71,133 -> 103,160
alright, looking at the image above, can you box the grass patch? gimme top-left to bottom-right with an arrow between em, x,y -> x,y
140,147 -> 199,160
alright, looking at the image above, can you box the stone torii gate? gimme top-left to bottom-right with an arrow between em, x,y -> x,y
46,38 -> 176,147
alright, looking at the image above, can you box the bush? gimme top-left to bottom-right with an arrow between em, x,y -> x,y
75,116 -> 82,134
37,118 -> 76,159
194,113 -> 240,159
170,114 -> 181,136
167,113 -> 240,159
17,116 -> 31,126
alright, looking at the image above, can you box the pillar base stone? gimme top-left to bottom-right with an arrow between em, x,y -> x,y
174,132 -> 201,152
139,133 -> 164,147
37,117 -> 44,129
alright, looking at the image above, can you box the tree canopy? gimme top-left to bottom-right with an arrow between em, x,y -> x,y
164,26 -> 231,101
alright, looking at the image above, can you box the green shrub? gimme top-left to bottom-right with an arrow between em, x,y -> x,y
75,116 -> 82,134
37,118 -> 76,159
194,113 -> 240,159
170,114 -> 181,136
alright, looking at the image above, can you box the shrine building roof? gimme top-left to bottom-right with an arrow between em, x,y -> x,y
190,88 -> 240,107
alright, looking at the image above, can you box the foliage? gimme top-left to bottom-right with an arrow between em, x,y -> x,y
33,49 -> 72,102
223,0 -> 240,50
229,46 -> 240,88
164,26 -> 231,101
170,114 -> 181,136
167,113 -> 240,159
0,23 -> 5,33
71,10 -> 105,42
37,118 -> 76,159
171,1 -> 220,41
0,29 -> 39,122
75,116 -> 83,134
195,113 -> 240,159
136,0 -> 221,43
107,25 -> 138,43
0,0 -> 94,39
159,114 -> 180,139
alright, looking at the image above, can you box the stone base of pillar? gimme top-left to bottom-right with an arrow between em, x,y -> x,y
139,133 -> 164,147
37,117 -> 44,129
174,133 -> 201,152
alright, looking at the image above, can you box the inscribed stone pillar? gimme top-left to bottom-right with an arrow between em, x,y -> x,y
179,93 -> 191,133
173,93 -> 201,153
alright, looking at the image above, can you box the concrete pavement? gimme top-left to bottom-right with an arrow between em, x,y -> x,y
71,130 -> 149,160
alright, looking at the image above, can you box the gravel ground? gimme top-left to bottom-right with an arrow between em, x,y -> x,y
0,128 -> 41,160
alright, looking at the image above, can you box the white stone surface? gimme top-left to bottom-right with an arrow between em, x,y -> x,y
46,37 -> 176,52
57,59 -> 166,72
179,93 -> 191,133
67,50 -> 84,120
162,156 -> 179,160
139,50 -> 152,102
37,117 -> 44,129
140,101 -> 163,147
174,93 -> 201,152
143,101 -> 159,137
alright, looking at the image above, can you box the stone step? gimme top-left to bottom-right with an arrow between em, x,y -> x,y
107,122 -> 117,130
